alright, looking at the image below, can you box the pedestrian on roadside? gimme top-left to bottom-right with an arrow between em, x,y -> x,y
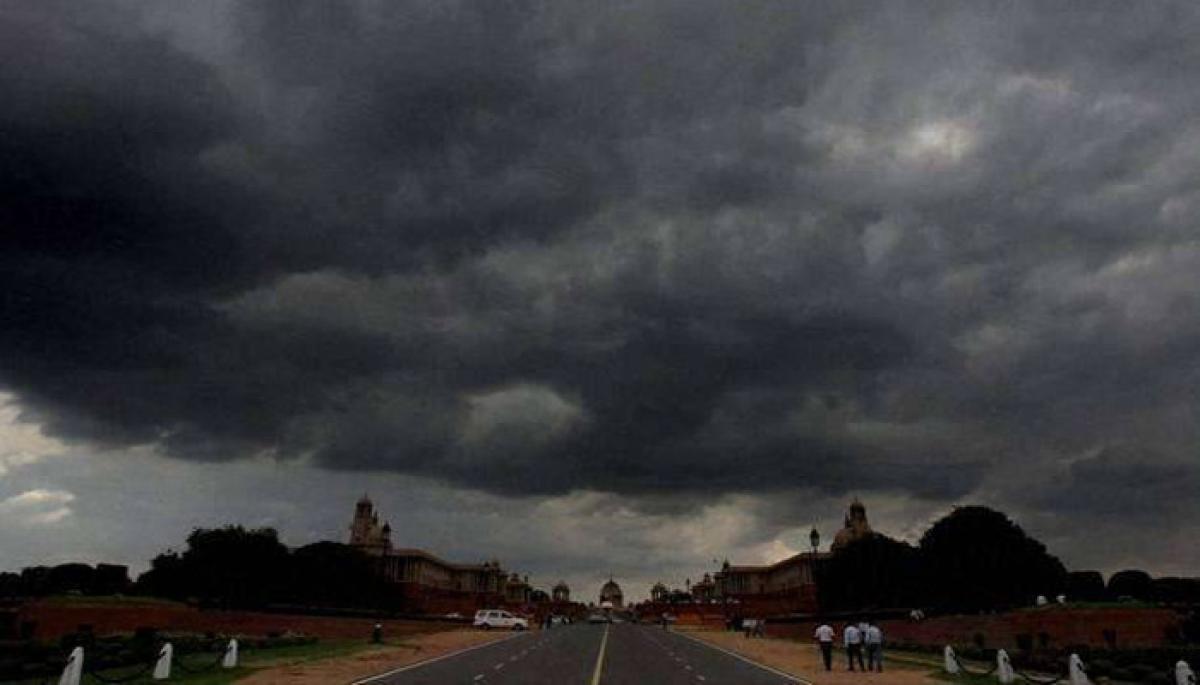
865,623 -> 884,672
814,622 -> 835,672
844,622 -> 865,671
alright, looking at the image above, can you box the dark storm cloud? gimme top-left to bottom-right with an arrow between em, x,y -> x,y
4,0 -> 1200,540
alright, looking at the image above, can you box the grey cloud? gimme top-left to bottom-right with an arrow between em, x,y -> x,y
3,0 -> 1200,576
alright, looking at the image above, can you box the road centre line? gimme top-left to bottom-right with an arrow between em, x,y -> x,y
590,624 -> 610,685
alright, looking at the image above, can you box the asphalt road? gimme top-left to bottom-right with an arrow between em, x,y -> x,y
356,623 -> 808,685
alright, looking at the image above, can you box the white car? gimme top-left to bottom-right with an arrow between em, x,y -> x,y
474,609 -> 529,630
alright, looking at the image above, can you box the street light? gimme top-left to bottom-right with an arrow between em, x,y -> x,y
809,527 -> 820,555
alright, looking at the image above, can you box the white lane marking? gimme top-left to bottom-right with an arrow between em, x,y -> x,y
494,662 -> 505,670
473,676 -> 484,682
696,676 -> 706,682
667,630 -> 813,685
352,632 -> 526,684
590,624 -> 611,685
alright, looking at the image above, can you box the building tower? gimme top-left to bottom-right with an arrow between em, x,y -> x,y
599,578 -> 624,608
831,498 -> 873,552
348,494 -> 392,556
552,581 -> 571,602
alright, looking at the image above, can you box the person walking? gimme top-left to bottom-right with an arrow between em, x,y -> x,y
814,622 -> 835,672
865,623 -> 884,672
844,622 -> 865,671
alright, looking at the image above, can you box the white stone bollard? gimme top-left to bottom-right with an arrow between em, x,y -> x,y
1036,595 -> 1048,606
1068,653 -> 1091,685
944,645 -> 959,674
996,648 -> 1015,684
152,643 -> 173,680
1177,660 -> 1197,685
223,638 -> 239,669
58,646 -> 83,685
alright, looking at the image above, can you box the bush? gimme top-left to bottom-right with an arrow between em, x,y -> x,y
1088,658 -> 1113,677
1108,570 -> 1154,601
1126,663 -> 1155,679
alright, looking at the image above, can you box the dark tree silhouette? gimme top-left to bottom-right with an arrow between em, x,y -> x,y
816,533 -> 922,611
286,541 -> 384,607
919,506 -> 1067,612
44,564 -> 95,595
136,526 -> 290,607
1151,577 -> 1200,604
1066,570 -> 1108,602
0,572 -> 22,597
1107,569 -> 1153,601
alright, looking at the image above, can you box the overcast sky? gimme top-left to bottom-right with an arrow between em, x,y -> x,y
3,1 -> 1200,602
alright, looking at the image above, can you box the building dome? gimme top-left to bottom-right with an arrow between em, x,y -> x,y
831,498 -> 873,552
599,578 -> 624,608
552,580 -> 570,602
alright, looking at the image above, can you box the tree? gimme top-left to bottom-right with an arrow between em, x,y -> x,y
1067,571 -> 1107,602
45,564 -> 95,595
286,542 -> 383,608
184,526 -> 290,607
0,572 -> 22,598
136,526 -> 290,607
816,533 -> 922,611
135,550 -> 187,599
919,506 -> 1067,612
92,564 -> 131,595
1151,577 -> 1200,605
1107,570 -> 1153,601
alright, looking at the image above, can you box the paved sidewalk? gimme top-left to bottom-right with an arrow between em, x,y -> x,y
682,630 -> 943,685
237,630 -> 510,684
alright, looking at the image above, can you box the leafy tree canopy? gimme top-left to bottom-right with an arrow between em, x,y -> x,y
919,505 -> 1067,612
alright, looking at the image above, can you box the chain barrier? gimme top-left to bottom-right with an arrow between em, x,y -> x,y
953,653 -> 1000,677
84,659 -> 155,684
172,648 -> 226,675
1011,669 -> 1064,685
949,648 -> 1072,685
39,663 -> 67,685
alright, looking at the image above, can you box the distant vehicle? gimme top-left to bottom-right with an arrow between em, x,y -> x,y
444,612 -> 464,619
587,613 -> 610,624
474,609 -> 529,630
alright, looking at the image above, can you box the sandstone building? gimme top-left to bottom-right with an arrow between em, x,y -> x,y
599,578 -> 624,608
552,581 -> 571,602
348,495 -> 518,614
707,500 -> 874,614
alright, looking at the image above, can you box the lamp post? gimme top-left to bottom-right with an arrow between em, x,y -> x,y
809,527 -> 820,555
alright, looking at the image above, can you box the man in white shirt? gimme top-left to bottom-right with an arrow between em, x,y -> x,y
813,622 -> 835,672
865,623 -> 884,672
844,622 -> 865,671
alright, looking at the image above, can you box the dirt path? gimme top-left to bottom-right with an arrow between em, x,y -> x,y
236,629 -> 511,685
683,630 -> 944,685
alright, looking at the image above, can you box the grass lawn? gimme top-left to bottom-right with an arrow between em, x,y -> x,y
34,594 -> 189,608
886,649 -> 997,685
3,637 -> 412,685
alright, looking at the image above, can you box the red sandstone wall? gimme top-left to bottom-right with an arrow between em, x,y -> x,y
15,601 -> 468,642
764,607 -> 1182,650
